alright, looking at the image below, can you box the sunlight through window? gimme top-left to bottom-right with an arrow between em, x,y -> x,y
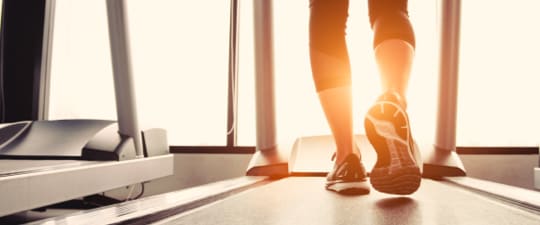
49,0 -> 230,145
48,0 -> 540,148
238,0 -> 439,147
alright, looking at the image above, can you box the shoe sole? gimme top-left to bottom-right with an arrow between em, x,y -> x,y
365,101 -> 421,195
326,181 -> 370,195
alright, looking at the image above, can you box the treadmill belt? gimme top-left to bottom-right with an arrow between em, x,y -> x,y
155,177 -> 540,225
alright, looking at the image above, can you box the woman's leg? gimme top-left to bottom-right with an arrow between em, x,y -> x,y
365,0 -> 422,195
368,0 -> 416,103
374,40 -> 414,102
310,0 -> 369,194
309,0 -> 356,164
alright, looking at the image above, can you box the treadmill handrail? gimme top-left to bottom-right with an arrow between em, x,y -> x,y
106,0 -> 143,157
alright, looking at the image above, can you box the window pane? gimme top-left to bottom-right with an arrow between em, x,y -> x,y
49,0 -> 116,120
458,0 -> 540,146
237,0 -> 256,146
48,0 -> 230,146
128,0 -> 230,146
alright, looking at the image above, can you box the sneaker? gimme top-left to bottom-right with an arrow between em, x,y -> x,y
364,92 -> 422,195
326,153 -> 370,195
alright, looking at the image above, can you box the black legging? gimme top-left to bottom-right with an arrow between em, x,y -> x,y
309,0 -> 415,92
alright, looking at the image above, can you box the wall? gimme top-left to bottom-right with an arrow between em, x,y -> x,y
460,154 -> 539,191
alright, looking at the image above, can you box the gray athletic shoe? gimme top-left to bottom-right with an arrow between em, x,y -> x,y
326,153 -> 370,195
364,92 -> 422,195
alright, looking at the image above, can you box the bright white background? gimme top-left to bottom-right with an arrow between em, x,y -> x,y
48,0 -> 540,147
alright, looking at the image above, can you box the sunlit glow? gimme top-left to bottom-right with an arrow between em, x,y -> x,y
458,0 -> 540,146
49,0 -> 540,147
238,0 -> 439,147
49,0 -> 229,145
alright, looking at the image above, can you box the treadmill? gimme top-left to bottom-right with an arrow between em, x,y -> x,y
20,0 -> 540,224
0,0 -> 173,217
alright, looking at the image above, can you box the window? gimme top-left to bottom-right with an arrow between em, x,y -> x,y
48,0 -> 540,150
48,0 -> 230,146
458,0 -> 540,146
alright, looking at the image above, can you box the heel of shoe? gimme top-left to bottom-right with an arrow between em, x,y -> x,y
370,166 -> 421,195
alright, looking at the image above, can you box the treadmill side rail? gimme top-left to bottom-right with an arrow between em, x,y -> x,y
422,145 -> 467,178
141,128 -> 169,157
0,120 -> 113,159
0,120 -> 168,161
0,121 -> 32,149
246,146 -> 289,177
82,123 -> 137,161
83,125 -> 170,161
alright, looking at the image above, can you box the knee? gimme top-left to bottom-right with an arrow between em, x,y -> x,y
309,0 -> 352,93
309,0 -> 349,59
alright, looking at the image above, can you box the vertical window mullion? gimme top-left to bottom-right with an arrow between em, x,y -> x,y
227,0 -> 240,148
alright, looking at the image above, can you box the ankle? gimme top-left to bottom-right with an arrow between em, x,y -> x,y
335,150 -> 361,165
380,91 -> 408,110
